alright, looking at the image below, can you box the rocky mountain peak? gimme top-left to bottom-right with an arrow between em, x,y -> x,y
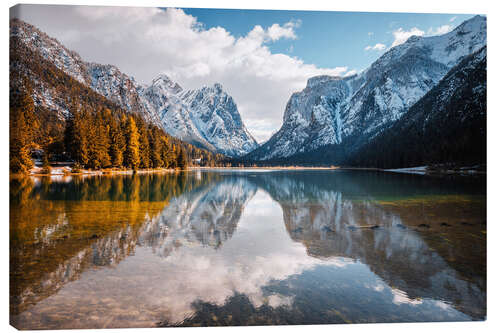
246,15 -> 487,162
151,73 -> 183,94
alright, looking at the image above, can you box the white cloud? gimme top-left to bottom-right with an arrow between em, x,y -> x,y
388,24 -> 454,48
427,24 -> 453,36
266,20 -> 301,41
13,5 -> 351,143
391,27 -> 425,47
364,43 -> 386,51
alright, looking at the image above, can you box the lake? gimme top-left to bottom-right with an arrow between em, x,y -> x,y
9,169 -> 486,329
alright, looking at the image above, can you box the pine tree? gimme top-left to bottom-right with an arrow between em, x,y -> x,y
109,116 -> 125,168
10,87 -> 36,174
124,116 -> 140,170
163,141 -> 177,169
149,127 -> 163,168
88,117 -> 111,169
64,105 -> 90,167
176,146 -> 188,170
137,120 -> 150,169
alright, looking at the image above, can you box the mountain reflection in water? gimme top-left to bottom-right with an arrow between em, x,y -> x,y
10,170 -> 486,329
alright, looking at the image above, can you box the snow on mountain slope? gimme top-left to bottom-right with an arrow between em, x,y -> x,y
140,76 -> 259,157
10,19 -> 160,124
179,84 -> 259,156
10,18 -> 89,85
248,15 -> 486,161
140,75 -> 215,151
11,18 -> 257,157
348,46 -> 486,169
86,63 -> 161,124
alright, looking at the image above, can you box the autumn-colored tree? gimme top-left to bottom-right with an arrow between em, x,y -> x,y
149,127 -> 163,168
64,104 -> 91,167
88,112 -> 111,169
136,119 -> 150,169
176,146 -> 188,170
163,141 -> 177,169
109,115 -> 125,167
10,86 -> 36,174
124,116 -> 141,170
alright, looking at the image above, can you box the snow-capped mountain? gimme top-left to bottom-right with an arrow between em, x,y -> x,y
139,75 -> 259,157
248,15 -> 486,161
179,83 -> 259,156
10,19 -> 161,125
10,18 -> 257,157
348,46 -> 486,168
139,74 -> 214,151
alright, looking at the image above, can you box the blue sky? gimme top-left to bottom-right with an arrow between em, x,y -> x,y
183,8 -> 474,73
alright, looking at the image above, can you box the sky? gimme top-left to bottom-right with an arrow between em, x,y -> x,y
12,5 -> 474,142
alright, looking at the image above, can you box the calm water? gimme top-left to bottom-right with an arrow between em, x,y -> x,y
10,170 -> 486,329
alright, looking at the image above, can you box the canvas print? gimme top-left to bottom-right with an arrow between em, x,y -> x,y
9,4 -> 486,330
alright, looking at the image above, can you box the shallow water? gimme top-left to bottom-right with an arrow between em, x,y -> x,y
10,170 -> 486,329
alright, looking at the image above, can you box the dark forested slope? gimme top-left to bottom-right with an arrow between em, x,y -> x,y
347,46 -> 486,169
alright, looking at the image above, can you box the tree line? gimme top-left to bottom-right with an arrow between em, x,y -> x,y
63,103 -> 188,171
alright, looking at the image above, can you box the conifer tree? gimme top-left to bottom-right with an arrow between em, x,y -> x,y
10,86 -> 36,174
176,146 -> 188,170
88,113 -> 111,169
124,116 -> 140,170
109,116 -> 125,167
137,120 -> 150,169
64,104 -> 90,167
149,127 -> 163,168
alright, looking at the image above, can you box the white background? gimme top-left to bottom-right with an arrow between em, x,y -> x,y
1,1 -> 498,333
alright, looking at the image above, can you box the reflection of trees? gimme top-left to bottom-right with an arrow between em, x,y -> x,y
10,171 -> 486,322
9,172 -> 214,315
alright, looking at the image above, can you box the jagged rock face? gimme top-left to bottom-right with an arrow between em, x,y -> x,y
86,63 -> 161,124
140,76 -> 259,156
140,75 -> 215,150
249,15 -> 486,161
11,19 -> 257,157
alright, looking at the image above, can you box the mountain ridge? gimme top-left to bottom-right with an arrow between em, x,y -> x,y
246,15 -> 486,162
10,18 -> 257,157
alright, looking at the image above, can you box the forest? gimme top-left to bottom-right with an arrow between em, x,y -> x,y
9,35 -> 230,174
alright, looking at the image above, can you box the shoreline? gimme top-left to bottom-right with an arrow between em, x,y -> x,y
11,164 -> 485,178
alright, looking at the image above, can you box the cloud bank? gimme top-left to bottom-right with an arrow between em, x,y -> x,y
13,5 -> 352,143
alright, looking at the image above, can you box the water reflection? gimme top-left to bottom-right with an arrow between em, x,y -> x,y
10,170 -> 486,329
